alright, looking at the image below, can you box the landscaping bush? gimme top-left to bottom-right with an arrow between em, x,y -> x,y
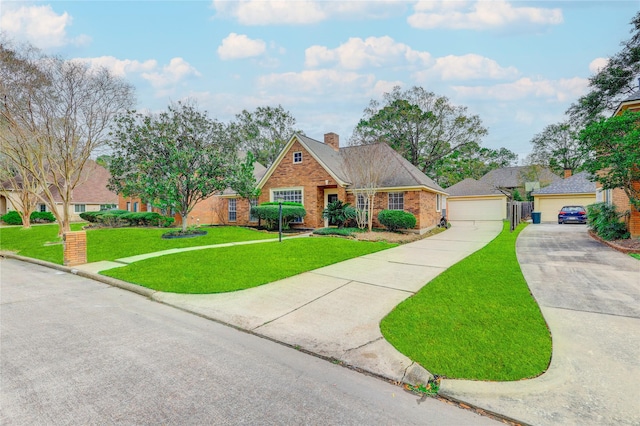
250,202 -> 306,230
97,213 -> 129,228
79,210 -> 129,223
1,211 -> 23,225
322,200 -> 356,228
586,202 -> 630,241
121,212 -> 173,227
378,210 -> 416,231
30,211 -> 56,223
312,227 -> 361,237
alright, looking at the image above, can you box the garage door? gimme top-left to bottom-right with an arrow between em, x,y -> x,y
535,195 -> 596,223
448,198 -> 505,221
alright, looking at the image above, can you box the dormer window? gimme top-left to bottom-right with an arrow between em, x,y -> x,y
293,152 -> 302,163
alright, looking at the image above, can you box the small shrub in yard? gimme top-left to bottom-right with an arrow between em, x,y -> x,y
1,211 -> 23,225
80,210 -> 129,223
378,210 -> 416,231
121,212 -> 173,227
251,202 -> 306,230
30,211 -> 56,223
587,202 -> 630,241
313,227 -> 361,237
322,200 -> 356,228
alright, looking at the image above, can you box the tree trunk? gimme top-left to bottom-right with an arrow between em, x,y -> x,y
20,209 -> 32,229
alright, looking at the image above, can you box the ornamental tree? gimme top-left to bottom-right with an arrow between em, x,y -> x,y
108,102 -> 258,232
579,110 -> 640,210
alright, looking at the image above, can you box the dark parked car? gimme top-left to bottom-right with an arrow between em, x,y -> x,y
558,205 -> 587,224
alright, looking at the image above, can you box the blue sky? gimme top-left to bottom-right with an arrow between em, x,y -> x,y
1,1 -> 638,161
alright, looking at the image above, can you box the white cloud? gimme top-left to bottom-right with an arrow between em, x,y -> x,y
452,77 -> 589,102
211,0 -> 403,25
142,57 -> 201,88
72,56 -> 157,77
258,69 -> 376,94
408,0 -> 563,30
589,57 -> 609,74
305,36 -> 431,70
415,54 -> 518,81
218,33 -> 267,60
0,5 -> 90,48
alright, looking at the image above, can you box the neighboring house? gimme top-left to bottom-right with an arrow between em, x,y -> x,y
218,133 -> 448,233
531,171 -> 596,223
46,160 -> 118,221
1,160 -> 116,221
445,178 -> 508,221
479,166 -> 560,197
598,83 -> 640,237
0,179 -> 26,216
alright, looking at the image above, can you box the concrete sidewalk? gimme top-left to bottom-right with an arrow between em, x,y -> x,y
149,221 -> 502,386
440,224 -> 640,425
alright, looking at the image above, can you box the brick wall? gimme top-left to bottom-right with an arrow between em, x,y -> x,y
63,231 -> 87,266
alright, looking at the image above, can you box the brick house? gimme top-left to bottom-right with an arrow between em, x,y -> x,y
597,84 -> 640,237
218,133 -> 448,233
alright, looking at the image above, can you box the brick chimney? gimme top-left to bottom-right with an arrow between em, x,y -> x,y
564,168 -> 572,179
324,132 -> 339,151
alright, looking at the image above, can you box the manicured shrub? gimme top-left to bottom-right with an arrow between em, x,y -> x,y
1,211 -> 23,225
97,213 -> 128,228
250,202 -> 306,230
120,212 -> 171,227
312,227 -> 360,237
322,200 -> 357,228
586,202 -> 630,241
79,210 -> 129,223
30,211 -> 56,223
378,209 -> 416,231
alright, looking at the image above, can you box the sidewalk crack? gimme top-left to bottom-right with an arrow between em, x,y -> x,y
341,336 -> 384,356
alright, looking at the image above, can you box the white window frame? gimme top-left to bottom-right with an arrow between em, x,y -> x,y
388,192 -> 404,211
74,204 -> 86,213
271,187 -> 304,223
249,198 -> 259,222
39,204 -> 47,212
126,201 -> 131,211
293,152 -> 302,164
133,202 -> 139,212
356,193 -> 369,211
436,193 -> 442,212
228,198 -> 237,222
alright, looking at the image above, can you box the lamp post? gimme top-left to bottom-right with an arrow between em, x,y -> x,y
276,196 -> 283,242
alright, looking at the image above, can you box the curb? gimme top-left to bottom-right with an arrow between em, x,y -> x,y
2,251 -> 527,426
588,231 -> 640,254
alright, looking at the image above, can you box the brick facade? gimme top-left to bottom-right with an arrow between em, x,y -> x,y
63,231 -> 87,266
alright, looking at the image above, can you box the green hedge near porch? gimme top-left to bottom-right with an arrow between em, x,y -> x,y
381,222 -> 552,381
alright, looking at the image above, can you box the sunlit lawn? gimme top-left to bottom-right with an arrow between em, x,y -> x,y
102,238 -> 396,293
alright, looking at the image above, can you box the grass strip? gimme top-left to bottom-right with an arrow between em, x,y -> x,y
101,237 -> 395,293
380,222 -> 552,381
0,224 -> 276,264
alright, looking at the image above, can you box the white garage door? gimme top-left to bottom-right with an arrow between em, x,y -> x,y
448,198 -> 505,221
536,195 -> 596,223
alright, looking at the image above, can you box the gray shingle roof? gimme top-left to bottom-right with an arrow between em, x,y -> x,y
479,166 -> 560,188
623,88 -> 640,102
223,162 -> 267,195
48,160 -> 118,204
445,178 -> 504,197
297,134 -> 445,193
532,171 -> 596,195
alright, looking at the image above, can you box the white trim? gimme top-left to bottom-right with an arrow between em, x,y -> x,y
293,151 -> 302,164
323,188 -> 339,228
269,187 -> 304,202
388,192 -> 404,210
436,193 -> 441,212
345,185 -> 448,195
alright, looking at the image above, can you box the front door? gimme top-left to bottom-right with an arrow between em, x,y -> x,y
327,194 -> 338,226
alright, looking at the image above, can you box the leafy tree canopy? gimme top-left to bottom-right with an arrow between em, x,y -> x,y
108,101 -> 258,231
350,86 -> 488,178
528,121 -> 587,176
568,11 -> 640,122
579,110 -> 640,210
230,105 -> 302,167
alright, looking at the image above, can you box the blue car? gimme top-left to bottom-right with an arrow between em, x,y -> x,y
558,205 -> 587,224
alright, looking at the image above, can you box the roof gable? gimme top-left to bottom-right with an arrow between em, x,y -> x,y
479,166 -> 560,188
446,178 -> 503,197
48,160 -> 117,204
532,171 -> 596,195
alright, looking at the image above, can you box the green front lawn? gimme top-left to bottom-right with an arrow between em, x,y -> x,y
101,238 -> 396,293
380,222 -> 552,382
0,224 -> 277,264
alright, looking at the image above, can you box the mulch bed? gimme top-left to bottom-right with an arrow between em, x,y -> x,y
588,230 -> 640,254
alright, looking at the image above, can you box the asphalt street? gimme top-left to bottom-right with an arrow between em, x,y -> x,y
0,257 -> 497,425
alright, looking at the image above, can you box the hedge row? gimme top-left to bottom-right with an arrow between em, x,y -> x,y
250,202 -> 306,231
1,210 -> 56,225
79,210 -> 174,228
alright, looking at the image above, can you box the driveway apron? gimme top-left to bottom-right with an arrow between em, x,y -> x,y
440,224 -> 640,425
153,221 -> 502,385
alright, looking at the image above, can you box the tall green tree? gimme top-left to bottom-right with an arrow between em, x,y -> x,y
432,143 -> 517,188
108,102 -> 258,232
231,105 -> 302,167
568,11 -> 640,122
579,110 -> 640,210
350,86 -> 488,178
528,121 -> 586,175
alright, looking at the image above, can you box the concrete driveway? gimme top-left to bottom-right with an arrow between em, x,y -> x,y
153,221 -> 503,386
440,224 -> 640,425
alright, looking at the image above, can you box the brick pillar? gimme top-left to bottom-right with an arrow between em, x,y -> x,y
324,132 -> 340,151
564,168 -> 572,178
63,231 -> 87,266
